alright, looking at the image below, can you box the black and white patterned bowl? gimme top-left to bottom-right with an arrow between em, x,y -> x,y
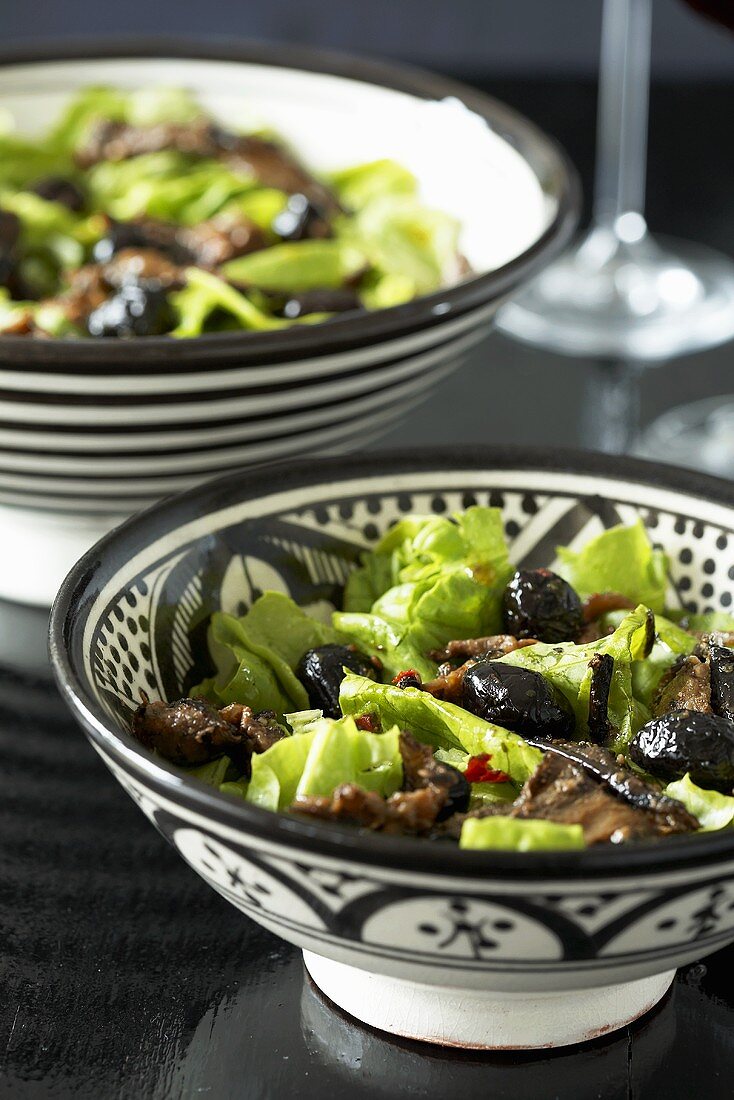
50,448 -> 734,1048
0,41 -> 578,515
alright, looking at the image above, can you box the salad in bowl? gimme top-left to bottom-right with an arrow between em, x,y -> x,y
131,506 -> 734,850
0,84 -> 466,338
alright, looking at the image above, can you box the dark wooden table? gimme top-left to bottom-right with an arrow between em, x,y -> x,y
2,76 -> 734,1098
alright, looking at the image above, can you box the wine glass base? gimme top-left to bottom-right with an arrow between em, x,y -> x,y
497,230 -> 734,361
637,396 -> 734,478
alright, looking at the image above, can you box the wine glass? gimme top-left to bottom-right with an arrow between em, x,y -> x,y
496,0 -> 734,454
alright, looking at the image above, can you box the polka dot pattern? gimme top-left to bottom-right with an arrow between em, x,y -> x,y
88,482 -> 734,727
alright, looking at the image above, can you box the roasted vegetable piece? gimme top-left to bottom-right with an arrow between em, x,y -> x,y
132,697 -> 246,766
502,569 -> 584,643
630,710 -> 734,792
296,643 -> 380,718
86,282 -> 176,337
461,659 -> 575,740
709,644 -> 734,722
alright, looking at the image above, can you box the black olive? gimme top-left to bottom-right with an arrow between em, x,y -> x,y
279,287 -> 362,319
0,209 -> 21,289
296,644 -> 379,718
272,193 -> 331,241
93,219 -> 192,265
630,710 -> 734,792
86,283 -> 176,338
502,569 -> 584,643
31,175 -> 86,212
587,653 -> 614,742
710,644 -> 734,722
461,659 -> 575,740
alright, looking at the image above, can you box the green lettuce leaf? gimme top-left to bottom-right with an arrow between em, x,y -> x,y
195,591 -> 339,714
556,520 -> 669,613
671,610 -> 734,633
47,85 -> 201,152
664,774 -> 731,831
499,605 -> 654,752
223,239 -> 367,293
339,672 -> 542,784
187,756 -> 232,787
330,159 -> 417,209
601,608 -> 697,707
460,816 -> 585,851
171,268 -> 284,336
348,193 -> 460,295
336,507 -> 512,679
243,715 -> 403,810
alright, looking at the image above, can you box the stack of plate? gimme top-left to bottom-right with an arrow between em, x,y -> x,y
0,45 -> 578,603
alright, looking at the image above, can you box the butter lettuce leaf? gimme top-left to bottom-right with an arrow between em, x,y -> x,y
337,507 -> 512,678
242,715 -> 403,811
556,520 -> 668,613
195,591 -> 339,714
664,774 -> 730,831
339,672 -> 542,785
460,816 -> 585,851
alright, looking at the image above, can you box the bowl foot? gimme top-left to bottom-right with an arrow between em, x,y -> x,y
303,952 -> 675,1049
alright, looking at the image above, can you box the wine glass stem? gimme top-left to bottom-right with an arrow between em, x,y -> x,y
582,358 -> 643,453
593,0 -> 653,234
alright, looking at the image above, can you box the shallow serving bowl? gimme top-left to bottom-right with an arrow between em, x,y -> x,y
50,446 -> 734,1050
0,41 -> 578,605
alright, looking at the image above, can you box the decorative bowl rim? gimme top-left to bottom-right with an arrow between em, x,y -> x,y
0,36 -> 580,368
49,445 -> 734,880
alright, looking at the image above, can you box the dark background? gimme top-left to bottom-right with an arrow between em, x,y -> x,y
4,0 -> 734,79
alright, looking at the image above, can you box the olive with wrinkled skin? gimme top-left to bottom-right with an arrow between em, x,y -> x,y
296,644 -> 380,719
272,193 -> 331,241
433,761 -> 471,821
502,568 -> 584,643
710,644 -> 734,722
630,709 -> 734,792
461,659 -> 575,740
87,283 -> 176,337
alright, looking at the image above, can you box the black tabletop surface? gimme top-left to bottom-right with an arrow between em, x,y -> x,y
3,75 -> 734,1099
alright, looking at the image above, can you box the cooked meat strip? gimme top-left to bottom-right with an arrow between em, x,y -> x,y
58,266 -> 111,327
132,696 -> 247,766
653,655 -> 712,716
520,738 -> 698,829
510,751 -> 697,843
581,592 -> 636,623
178,211 -> 267,268
422,660 -> 476,703
399,731 -> 469,820
292,782 -> 448,835
224,135 -> 340,215
218,704 -> 286,754
429,634 -> 538,664
76,117 -> 225,167
101,248 -> 185,288
695,631 -> 734,659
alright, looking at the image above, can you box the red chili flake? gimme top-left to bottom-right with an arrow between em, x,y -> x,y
464,753 -> 511,784
356,714 -> 380,732
391,668 -> 422,689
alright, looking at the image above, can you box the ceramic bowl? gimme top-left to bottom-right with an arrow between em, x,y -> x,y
0,41 -> 578,605
51,447 -> 734,1050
